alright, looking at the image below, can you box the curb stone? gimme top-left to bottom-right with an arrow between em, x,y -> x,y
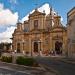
60,59 -> 75,65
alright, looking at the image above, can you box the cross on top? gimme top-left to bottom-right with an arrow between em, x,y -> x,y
34,0 -> 38,9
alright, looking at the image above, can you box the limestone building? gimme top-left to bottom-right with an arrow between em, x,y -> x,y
67,7 -> 75,57
12,7 -> 67,56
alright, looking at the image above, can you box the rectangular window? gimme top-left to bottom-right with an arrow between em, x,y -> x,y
34,20 -> 38,29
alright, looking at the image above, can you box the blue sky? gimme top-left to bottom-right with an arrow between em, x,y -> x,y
0,0 -> 75,42
0,0 -> 75,22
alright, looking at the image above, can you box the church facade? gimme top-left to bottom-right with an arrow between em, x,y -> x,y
12,8 -> 67,56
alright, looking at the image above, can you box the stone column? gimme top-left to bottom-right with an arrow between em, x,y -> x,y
29,37 -> 32,56
50,36 -> 52,51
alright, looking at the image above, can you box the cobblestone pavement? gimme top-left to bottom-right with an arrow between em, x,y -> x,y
35,57 -> 75,75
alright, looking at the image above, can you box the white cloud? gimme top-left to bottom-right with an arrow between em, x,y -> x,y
21,14 -> 29,22
0,26 -> 16,43
38,3 -> 50,15
0,3 -> 4,11
61,16 -> 63,22
21,10 -> 35,22
21,3 -> 57,22
0,3 -> 18,26
0,3 -> 18,43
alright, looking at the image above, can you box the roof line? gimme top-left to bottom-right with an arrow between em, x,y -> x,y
67,7 -> 75,15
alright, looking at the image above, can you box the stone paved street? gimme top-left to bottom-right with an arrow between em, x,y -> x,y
35,57 -> 75,75
0,61 -> 54,75
0,57 -> 75,75
0,68 -> 28,75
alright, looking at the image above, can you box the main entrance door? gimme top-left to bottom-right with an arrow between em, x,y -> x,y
17,43 -> 20,53
55,41 -> 62,54
34,42 -> 38,52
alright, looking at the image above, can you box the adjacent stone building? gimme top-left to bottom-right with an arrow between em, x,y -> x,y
67,7 -> 75,57
12,7 -> 67,56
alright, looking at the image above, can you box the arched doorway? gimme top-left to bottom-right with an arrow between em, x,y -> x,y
34,42 -> 38,52
17,43 -> 20,53
55,41 -> 62,54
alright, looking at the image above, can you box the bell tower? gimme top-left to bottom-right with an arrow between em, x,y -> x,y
46,6 -> 53,30
53,14 -> 62,27
17,22 -> 22,31
49,6 -> 53,27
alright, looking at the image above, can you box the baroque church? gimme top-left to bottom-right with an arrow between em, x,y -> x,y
12,6 -> 67,56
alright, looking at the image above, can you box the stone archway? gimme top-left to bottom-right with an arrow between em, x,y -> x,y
17,43 -> 20,53
55,41 -> 62,54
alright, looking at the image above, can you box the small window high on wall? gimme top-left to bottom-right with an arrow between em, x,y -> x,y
34,20 -> 38,29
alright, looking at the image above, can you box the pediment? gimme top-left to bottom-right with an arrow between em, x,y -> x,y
50,26 -> 66,32
29,9 -> 45,17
